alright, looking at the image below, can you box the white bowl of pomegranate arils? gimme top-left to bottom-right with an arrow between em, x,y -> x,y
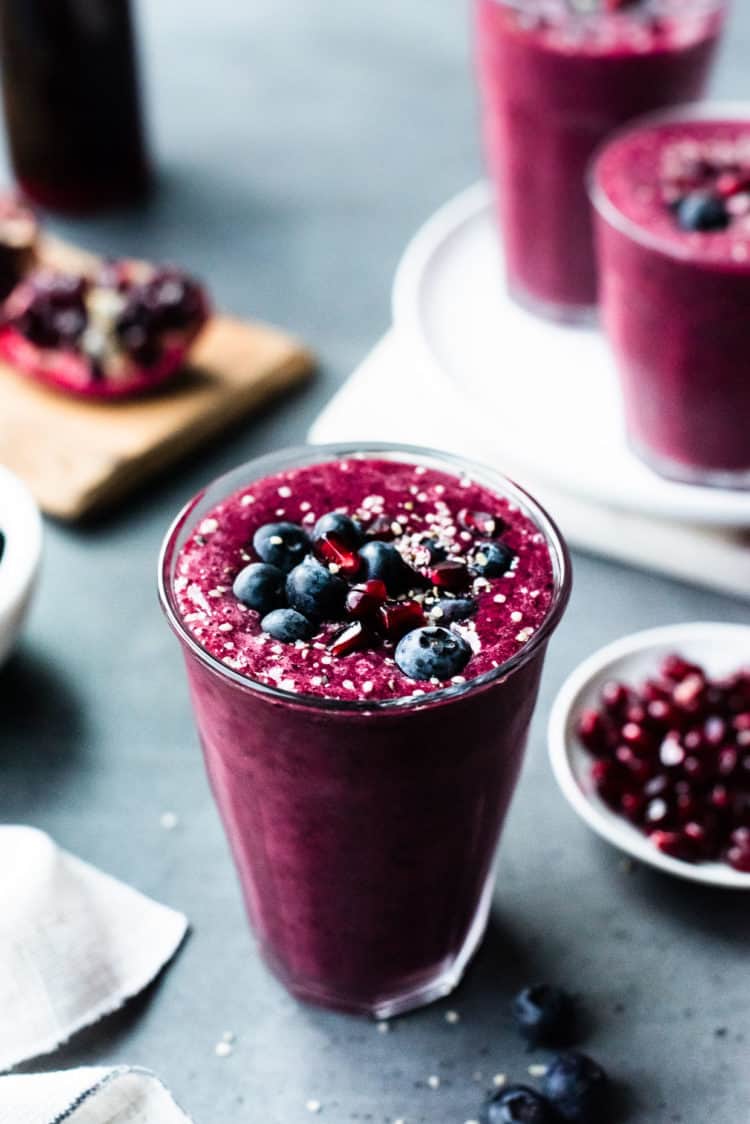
0,464 -> 42,666
548,622 -> 750,889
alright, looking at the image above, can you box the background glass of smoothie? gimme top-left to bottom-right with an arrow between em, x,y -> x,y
159,444 -> 571,1017
474,0 -> 727,323
591,104 -> 750,486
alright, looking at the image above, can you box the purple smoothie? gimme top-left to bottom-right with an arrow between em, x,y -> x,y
592,108 -> 750,484
160,446 -> 571,1016
474,0 -> 725,322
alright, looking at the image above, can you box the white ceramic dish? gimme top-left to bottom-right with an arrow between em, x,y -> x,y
392,182 -> 750,529
0,465 -> 42,665
548,622 -> 750,890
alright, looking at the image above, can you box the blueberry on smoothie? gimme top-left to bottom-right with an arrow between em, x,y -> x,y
675,191 -> 730,232
358,540 -> 416,596
395,626 -> 471,681
286,555 -> 347,621
232,562 -> 285,614
480,1085 -> 556,1124
513,984 -> 574,1046
543,1052 -> 610,1123
312,511 -> 363,548
261,608 -> 315,643
471,540 -> 514,578
435,597 -> 477,624
253,521 -> 309,573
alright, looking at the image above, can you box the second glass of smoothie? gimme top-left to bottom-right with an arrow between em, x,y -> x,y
474,0 -> 726,322
159,444 -> 570,1017
591,105 -> 750,486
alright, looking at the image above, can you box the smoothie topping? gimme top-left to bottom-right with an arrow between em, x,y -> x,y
661,136 -> 750,235
503,0 -> 719,50
175,459 -> 554,701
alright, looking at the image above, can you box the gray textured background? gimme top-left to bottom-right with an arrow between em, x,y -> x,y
1,2 -> 749,1121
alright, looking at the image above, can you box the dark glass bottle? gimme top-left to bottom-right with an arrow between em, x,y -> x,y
0,0 -> 150,213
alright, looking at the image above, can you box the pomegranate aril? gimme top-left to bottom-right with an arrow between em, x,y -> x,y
591,760 -> 625,808
621,722 -> 654,756
615,746 -> 653,783
717,747 -> 739,777
378,599 -> 424,640
430,560 -> 470,591
726,843 -> 750,873
730,826 -> 750,849
600,680 -> 631,716
661,654 -> 703,683
704,716 -> 726,745
709,784 -> 731,812
673,673 -> 707,712
659,734 -> 685,769
328,620 -> 371,658
642,678 -> 672,704
716,171 -> 750,198
645,798 -> 670,826
620,792 -> 645,823
577,709 -> 612,755
649,830 -> 700,863
314,532 -> 362,577
647,699 -> 677,728
346,580 -> 387,621
457,508 -> 503,537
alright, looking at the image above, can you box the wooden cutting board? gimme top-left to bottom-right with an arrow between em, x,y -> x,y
0,235 -> 314,521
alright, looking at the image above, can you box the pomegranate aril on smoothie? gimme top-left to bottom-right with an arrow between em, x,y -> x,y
578,655 -> 750,869
0,259 -> 209,398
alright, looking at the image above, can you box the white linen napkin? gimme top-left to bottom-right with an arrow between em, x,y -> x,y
0,826 -> 187,1072
0,1066 -> 193,1124
309,332 -> 750,600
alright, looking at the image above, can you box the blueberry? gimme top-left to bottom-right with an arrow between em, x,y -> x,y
512,984 -> 574,1046
395,626 -> 471,681
286,556 -> 347,621
471,540 -> 514,577
480,1085 -> 557,1124
675,192 -> 730,232
436,597 -> 477,624
543,1052 -> 609,1123
260,608 -> 315,644
232,562 -> 285,614
312,511 -> 363,548
359,540 -> 418,596
253,522 -> 309,573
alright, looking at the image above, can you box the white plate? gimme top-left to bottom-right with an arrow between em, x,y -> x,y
548,622 -> 750,890
392,183 -> 750,528
0,465 -> 42,665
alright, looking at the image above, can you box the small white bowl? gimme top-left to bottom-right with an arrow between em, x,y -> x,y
548,622 -> 750,890
0,465 -> 42,666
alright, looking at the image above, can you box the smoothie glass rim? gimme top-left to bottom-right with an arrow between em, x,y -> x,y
158,442 -> 571,714
588,100 -> 750,264
481,0 -> 728,33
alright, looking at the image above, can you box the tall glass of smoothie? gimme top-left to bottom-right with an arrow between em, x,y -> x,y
474,0 -> 727,323
159,444 -> 570,1016
591,105 -> 750,486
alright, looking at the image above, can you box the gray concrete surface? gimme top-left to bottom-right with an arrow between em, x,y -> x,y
1,1 -> 749,1120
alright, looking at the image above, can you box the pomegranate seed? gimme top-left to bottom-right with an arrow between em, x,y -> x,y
600,680 -> 631,716
682,729 -> 704,753
673,673 -> 706,711
430,560 -> 470,591
625,704 -> 647,725
718,747 -> 739,777
642,678 -> 672,704
726,844 -> 750,873
577,709 -> 612,755
676,791 -> 700,823
615,746 -> 653,783
709,784 -> 731,812
645,798 -> 670,825
644,774 -> 670,799
621,722 -> 653,756
716,171 -> 750,198
328,620 -> 371,657
659,734 -> 685,768
314,532 -> 362,577
661,654 -> 703,682
730,826 -> 750,849
621,792 -> 645,822
649,830 -> 699,863
591,760 -> 625,807
704,716 -> 726,745
377,599 -> 425,640
683,755 -> 710,782
683,821 -> 711,857
647,699 -> 676,727
346,580 -> 387,621
457,508 -> 503,537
